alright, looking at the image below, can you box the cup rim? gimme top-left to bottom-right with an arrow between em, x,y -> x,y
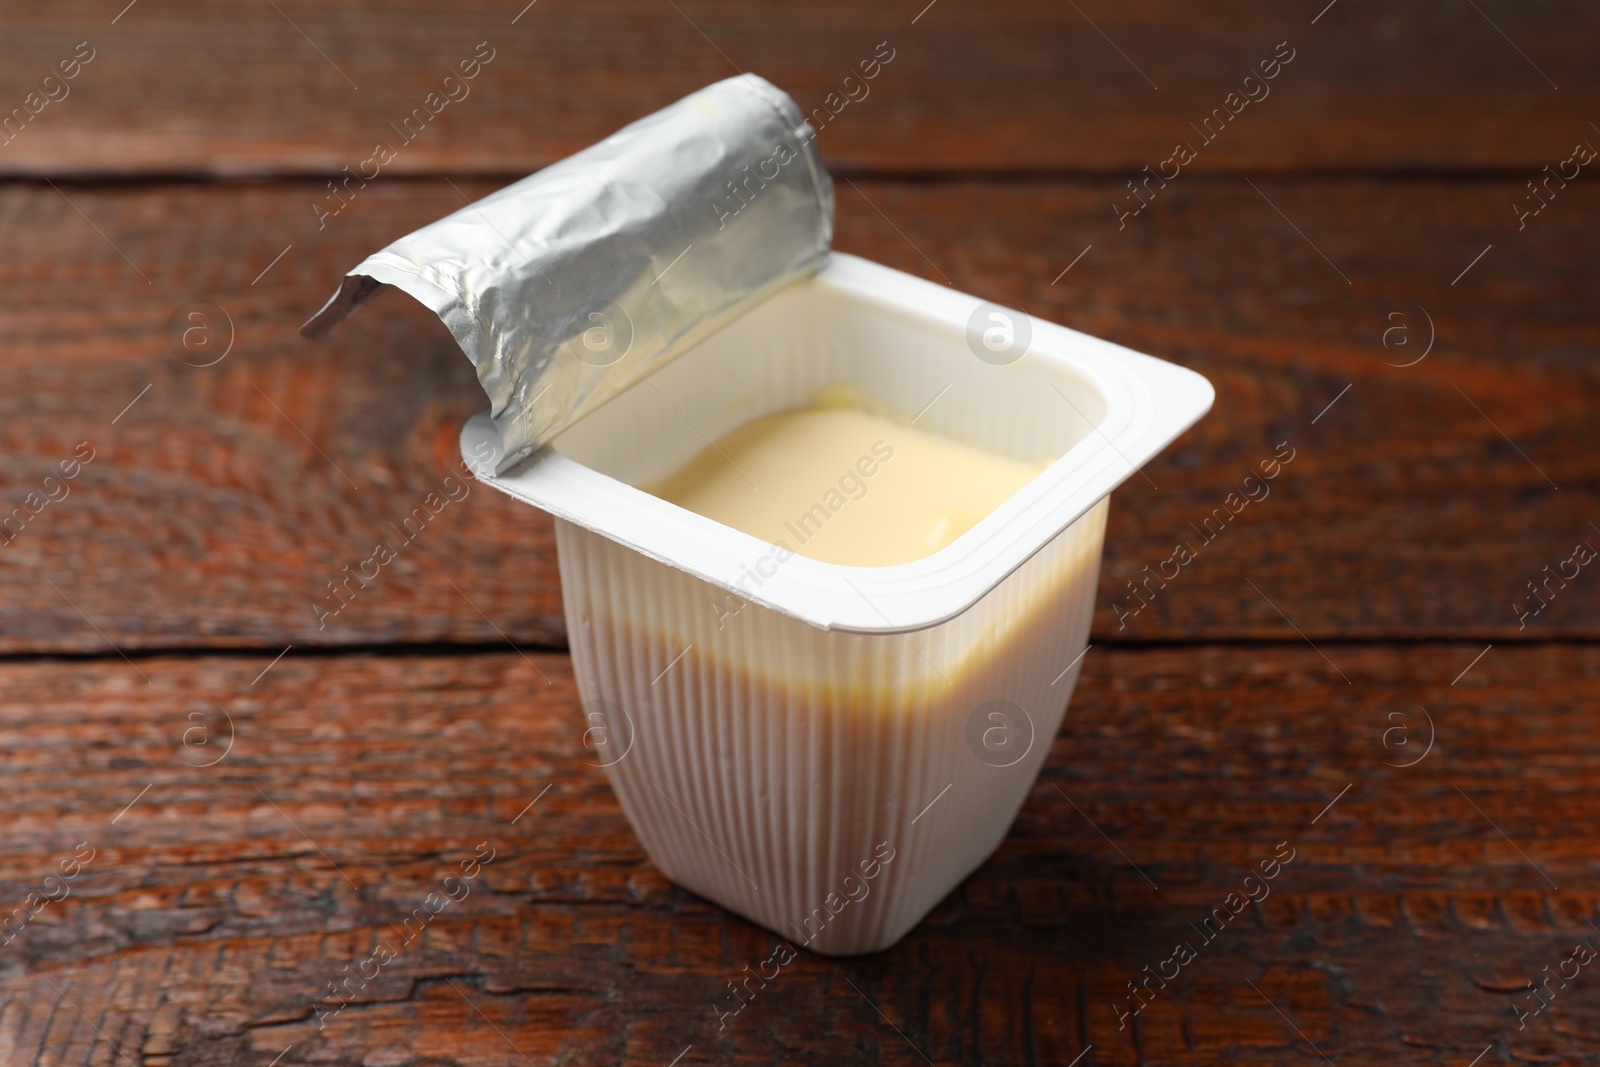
462,253 -> 1214,634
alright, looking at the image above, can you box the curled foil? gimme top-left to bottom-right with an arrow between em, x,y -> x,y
302,74 -> 833,472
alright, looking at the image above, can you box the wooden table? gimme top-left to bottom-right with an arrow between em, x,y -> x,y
3,2 -> 1598,1063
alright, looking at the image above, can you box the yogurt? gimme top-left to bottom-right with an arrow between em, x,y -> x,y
645,394 -> 1047,567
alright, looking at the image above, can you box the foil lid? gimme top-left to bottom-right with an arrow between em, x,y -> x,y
301,74 -> 834,472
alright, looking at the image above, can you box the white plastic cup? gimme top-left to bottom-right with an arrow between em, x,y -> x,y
463,253 -> 1212,954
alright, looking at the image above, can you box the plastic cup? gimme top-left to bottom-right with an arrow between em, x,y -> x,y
463,253 -> 1212,954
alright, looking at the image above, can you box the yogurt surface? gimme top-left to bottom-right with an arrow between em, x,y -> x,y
645,393 -> 1045,567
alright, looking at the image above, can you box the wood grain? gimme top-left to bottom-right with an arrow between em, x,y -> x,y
1,176 -> 1596,653
0,1 -> 1596,176
2,644 -> 1597,1065
6,4 -> 1596,1063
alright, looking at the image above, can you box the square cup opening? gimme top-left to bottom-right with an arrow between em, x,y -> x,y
467,252 -> 1212,633
550,259 -> 1109,488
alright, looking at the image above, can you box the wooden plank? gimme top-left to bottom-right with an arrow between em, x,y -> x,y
1,644 -> 1596,1064
1,175 -> 1596,653
0,0 -> 1596,176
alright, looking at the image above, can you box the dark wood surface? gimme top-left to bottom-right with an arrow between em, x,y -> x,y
3,646 -> 1598,1065
3,1 -> 1599,1064
3,176 -> 1598,652
2,1 -> 1598,175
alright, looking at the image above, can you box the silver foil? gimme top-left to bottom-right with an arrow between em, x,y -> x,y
301,74 -> 833,472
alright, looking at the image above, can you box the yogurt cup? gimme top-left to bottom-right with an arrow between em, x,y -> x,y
462,252 -> 1213,954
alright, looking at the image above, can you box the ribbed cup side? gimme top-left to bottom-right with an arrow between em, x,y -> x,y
555,498 -> 1108,956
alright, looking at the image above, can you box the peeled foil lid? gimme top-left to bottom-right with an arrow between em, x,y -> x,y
301,74 -> 834,473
